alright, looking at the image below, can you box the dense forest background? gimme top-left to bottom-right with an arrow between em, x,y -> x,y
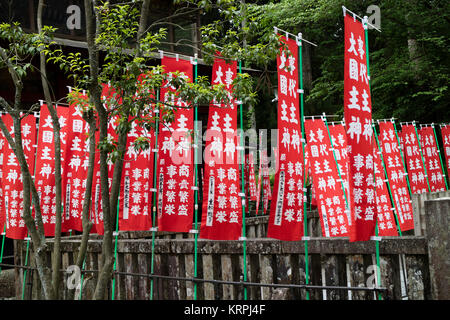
246,0 -> 449,132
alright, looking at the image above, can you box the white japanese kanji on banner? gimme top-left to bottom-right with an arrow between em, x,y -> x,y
441,125 -> 450,180
418,126 -> 446,192
400,124 -> 428,194
267,35 -> 305,241
200,55 -> 243,240
0,114 -> 37,239
256,148 -> 271,215
119,114 -> 154,231
244,153 -> 257,214
329,123 -> 351,202
344,14 -> 376,241
62,94 -> 91,232
305,119 -> 350,237
378,121 -> 414,231
373,137 -> 398,236
157,56 -> 195,232
34,105 -> 69,236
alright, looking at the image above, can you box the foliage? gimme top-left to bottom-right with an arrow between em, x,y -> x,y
247,0 -> 450,124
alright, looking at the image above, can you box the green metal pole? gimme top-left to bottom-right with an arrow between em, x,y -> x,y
193,55 -> 200,300
21,236 -> 30,300
0,226 -> 5,272
297,35 -> 310,300
78,257 -> 86,300
149,90 -> 160,300
238,60 -> 248,300
412,122 -> 431,192
432,123 -> 449,190
363,16 -> 382,300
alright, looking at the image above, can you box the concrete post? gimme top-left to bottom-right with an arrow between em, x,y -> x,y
424,197 -> 450,299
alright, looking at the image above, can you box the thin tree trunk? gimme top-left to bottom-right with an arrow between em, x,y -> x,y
66,112 -> 96,300
83,0 -> 114,300
37,0 -> 62,299
0,46 -> 55,299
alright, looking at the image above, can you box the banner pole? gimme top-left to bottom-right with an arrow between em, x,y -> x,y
78,257 -> 86,300
412,122 -> 432,192
297,34 -> 311,300
362,16 -> 382,300
149,90 -> 160,300
21,236 -> 30,300
238,60 -> 248,300
376,121 -> 410,298
0,226 -> 5,272
193,55 -> 200,300
432,124 -> 449,190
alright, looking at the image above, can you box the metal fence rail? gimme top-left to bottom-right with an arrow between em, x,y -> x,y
0,262 -> 387,300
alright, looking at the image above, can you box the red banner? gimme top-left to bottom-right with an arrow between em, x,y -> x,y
400,124 -> 428,194
62,94 -> 90,232
157,57 -> 195,233
200,56 -> 243,240
267,36 -> 305,241
305,119 -> 349,237
329,123 -> 351,202
378,121 -> 414,231
373,137 -> 398,237
418,126 -> 446,192
441,125 -> 450,180
0,114 -> 37,239
255,148 -> 271,215
245,153 -> 257,202
88,84 -> 121,235
344,14 -> 376,241
119,116 -> 154,231
262,150 -> 271,214
34,105 -> 69,236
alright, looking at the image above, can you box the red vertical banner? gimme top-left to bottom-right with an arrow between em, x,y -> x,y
262,150 -> 271,214
373,137 -> 398,237
200,56 -> 243,240
157,57 -> 195,233
255,133 -> 271,216
305,119 -> 349,237
328,123 -> 351,202
62,94 -> 90,232
378,121 -> 414,231
0,128 -> 4,233
400,124 -> 428,194
245,153 -> 257,201
34,105 -> 69,236
441,125 -> 450,180
119,116 -> 154,231
418,126 -> 446,192
90,129 -> 104,235
344,14 -> 376,241
255,151 -> 263,215
89,84 -> 122,235
267,36 -> 305,241
0,114 -> 37,239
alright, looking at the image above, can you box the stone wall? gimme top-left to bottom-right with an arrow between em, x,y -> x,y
14,196 -> 450,300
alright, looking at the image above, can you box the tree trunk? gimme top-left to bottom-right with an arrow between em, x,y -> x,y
37,0 -> 63,299
66,112 -> 96,300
